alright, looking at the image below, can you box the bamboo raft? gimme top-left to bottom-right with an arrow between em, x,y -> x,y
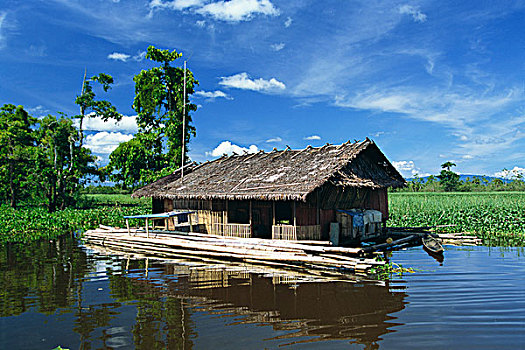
82,226 -> 384,276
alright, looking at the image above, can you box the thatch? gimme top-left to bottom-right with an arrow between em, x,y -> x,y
132,138 -> 406,202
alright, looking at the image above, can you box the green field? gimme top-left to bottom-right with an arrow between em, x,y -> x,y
388,192 -> 525,246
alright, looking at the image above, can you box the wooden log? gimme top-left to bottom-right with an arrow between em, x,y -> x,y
84,229 -> 364,256
92,238 -> 368,271
83,231 -> 376,271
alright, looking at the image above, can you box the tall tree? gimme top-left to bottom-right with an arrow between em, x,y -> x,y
75,73 -> 122,147
438,161 -> 460,192
0,104 -> 36,208
132,46 -> 198,171
34,114 -> 97,211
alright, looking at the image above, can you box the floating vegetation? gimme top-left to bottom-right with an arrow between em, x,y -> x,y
0,195 -> 150,244
389,192 -> 525,246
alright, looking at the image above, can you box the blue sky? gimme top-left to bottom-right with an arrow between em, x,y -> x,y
1,0 -> 524,178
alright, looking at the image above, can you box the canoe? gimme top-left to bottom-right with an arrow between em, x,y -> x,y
422,235 -> 444,254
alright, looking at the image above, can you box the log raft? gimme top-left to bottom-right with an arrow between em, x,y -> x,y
82,226 -> 384,276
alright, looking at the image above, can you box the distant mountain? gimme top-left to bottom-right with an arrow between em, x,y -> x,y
407,175 -> 514,183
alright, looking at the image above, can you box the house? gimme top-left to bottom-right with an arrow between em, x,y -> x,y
132,138 -> 406,243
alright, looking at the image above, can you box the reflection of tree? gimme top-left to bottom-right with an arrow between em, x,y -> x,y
0,236 -> 91,317
73,302 -> 122,350
109,271 -> 194,350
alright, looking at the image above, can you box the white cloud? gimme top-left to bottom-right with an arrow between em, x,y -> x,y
265,137 -> 282,143
207,141 -> 258,157
27,105 -> 50,118
0,12 -> 8,49
107,51 -> 145,62
399,5 -> 427,23
133,51 -> 147,61
270,42 -> 285,51
392,160 -> 429,178
84,132 -> 133,154
304,135 -> 321,140
196,0 -> 279,22
150,0 -> 205,11
107,52 -> 130,61
494,166 -> 525,179
284,16 -> 292,27
219,72 -> 285,92
196,20 -> 206,27
81,114 -> 138,133
195,90 -> 233,100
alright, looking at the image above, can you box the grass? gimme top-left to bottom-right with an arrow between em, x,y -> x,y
388,192 -> 525,246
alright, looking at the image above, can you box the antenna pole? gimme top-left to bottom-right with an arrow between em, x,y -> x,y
181,60 -> 187,182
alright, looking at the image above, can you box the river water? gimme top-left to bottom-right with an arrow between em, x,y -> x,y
0,238 -> 523,349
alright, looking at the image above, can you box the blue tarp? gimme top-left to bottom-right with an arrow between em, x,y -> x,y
337,209 -> 364,228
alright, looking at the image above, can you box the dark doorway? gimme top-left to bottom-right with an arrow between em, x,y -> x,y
252,202 -> 272,238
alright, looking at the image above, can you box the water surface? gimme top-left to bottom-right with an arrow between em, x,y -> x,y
0,238 -> 523,349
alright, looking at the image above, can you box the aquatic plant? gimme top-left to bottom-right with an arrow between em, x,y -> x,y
389,192 -> 525,246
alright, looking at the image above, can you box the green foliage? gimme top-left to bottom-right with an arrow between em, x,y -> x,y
75,72 -> 122,147
0,105 -> 37,208
0,195 -> 150,244
33,114 -> 97,211
437,161 -> 460,192
389,192 -> 525,246
123,45 -> 197,182
106,132 -> 170,189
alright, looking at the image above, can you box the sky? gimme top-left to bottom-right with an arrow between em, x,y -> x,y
1,0 -> 524,179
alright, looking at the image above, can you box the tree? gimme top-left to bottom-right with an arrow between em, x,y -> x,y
106,133 -> 169,190
34,114 -> 97,211
75,73 -> 122,147
438,161 -> 460,192
132,46 -> 198,172
0,104 -> 37,208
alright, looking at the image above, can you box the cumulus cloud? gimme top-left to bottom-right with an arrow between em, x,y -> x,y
304,135 -> 321,140
494,166 -> 525,179
195,90 -> 233,100
392,160 -> 429,178
107,51 -> 146,62
219,72 -> 285,92
399,5 -> 427,23
265,137 -> 282,143
270,42 -> 285,51
196,20 -> 206,27
196,0 -> 279,22
107,52 -> 130,61
81,115 -> 138,133
284,16 -> 292,27
84,132 -> 133,154
207,141 -> 258,157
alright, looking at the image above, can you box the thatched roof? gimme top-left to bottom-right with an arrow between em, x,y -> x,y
132,138 -> 406,202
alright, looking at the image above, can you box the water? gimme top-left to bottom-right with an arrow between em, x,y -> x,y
0,238 -> 524,349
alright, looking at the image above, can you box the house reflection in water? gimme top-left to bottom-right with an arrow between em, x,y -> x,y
111,259 -> 407,349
